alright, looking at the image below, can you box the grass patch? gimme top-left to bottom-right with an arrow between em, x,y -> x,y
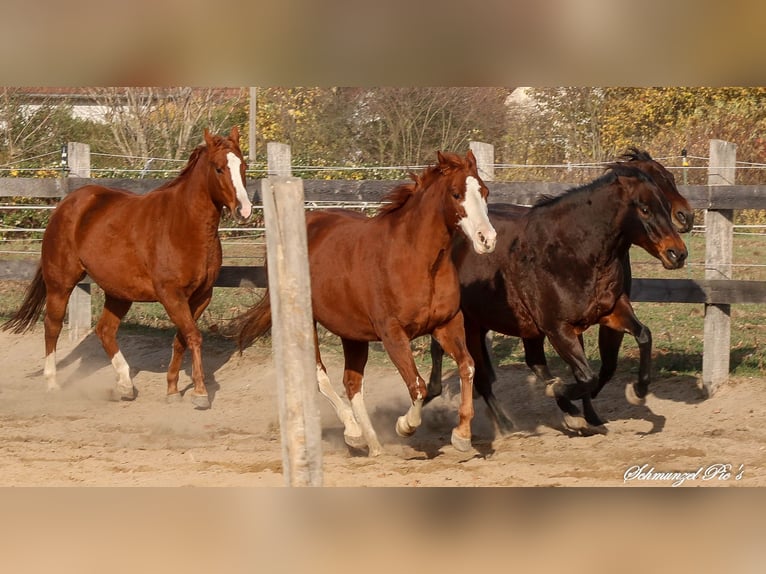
2,232 -> 765,379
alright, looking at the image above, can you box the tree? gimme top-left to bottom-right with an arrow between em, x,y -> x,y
0,88 -> 105,172
253,87 -> 512,174
352,87 -> 511,167
84,87 -> 248,173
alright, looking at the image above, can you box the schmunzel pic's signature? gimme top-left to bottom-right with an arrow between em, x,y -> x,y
624,463 -> 745,486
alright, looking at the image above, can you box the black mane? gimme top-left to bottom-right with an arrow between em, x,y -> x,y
618,147 -> 654,163
533,163 -> 652,208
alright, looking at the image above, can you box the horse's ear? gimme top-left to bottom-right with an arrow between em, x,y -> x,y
437,151 -> 451,174
615,175 -> 640,197
466,149 -> 477,169
229,126 -> 240,143
204,129 -> 214,147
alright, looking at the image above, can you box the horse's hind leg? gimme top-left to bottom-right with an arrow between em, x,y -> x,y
41,290 -> 71,391
592,326 -> 625,398
313,327 -> 367,451
339,338 -> 383,456
95,296 -> 134,400
40,268 -> 87,392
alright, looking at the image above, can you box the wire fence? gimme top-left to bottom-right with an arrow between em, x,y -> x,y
1,154 -> 765,266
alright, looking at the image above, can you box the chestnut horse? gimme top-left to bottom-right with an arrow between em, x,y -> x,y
233,150 -> 497,456
2,127 -> 252,409
426,162 -> 687,434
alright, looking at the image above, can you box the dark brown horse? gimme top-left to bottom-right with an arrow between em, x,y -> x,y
233,150 -> 497,456
429,149 -> 693,434
427,162 -> 688,434
2,127 -> 252,409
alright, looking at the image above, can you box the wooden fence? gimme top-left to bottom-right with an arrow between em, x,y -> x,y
1,140 -> 765,396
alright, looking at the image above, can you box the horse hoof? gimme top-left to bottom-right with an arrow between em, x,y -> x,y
166,392 -> 183,404
118,386 -> 136,401
190,393 -> 210,410
583,424 -> 609,436
562,413 -> 590,432
368,445 -> 383,457
395,415 -> 416,438
450,428 -> 473,452
544,378 -> 563,398
493,417 -> 515,436
625,384 -> 647,406
344,433 -> 367,450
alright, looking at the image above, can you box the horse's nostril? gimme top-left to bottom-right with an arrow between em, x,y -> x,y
666,248 -> 687,266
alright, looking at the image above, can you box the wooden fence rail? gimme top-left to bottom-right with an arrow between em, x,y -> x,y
3,175 -> 766,209
2,140 -> 766,395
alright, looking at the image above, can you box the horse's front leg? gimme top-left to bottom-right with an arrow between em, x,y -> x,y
161,289 -> 211,409
339,338 -> 383,456
599,294 -> 652,406
95,296 -> 134,400
431,311 -> 476,452
544,325 -> 607,433
378,324 -> 431,446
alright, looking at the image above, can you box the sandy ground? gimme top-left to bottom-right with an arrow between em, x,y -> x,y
0,326 -> 764,487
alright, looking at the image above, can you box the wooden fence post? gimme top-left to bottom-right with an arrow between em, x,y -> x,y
248,87 -> 257,168
66,142 -> 92,342
267,142 -> 292,177
702,139 -> 736,396
261,176 -> 323,486
469,141 -> 494,182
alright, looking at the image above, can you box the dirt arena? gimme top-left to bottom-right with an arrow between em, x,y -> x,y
0,326 -> 763,487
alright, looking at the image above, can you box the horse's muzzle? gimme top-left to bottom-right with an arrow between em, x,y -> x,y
662,246 -> 688,269
236,202 -> 253,220
474,227 -> 497,254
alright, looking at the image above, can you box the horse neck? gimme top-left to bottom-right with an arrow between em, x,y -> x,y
164,154 -> 223,232
392,184 -> 455,252
535,183 -> 632,262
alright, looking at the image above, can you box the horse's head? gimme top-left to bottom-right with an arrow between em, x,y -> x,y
617,168 -> 688,270
436,149 -> 497,254
203,126 -> 253,220
616,148 -> 694,233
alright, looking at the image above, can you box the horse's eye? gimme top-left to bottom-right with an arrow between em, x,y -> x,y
452,192 -> 461,200
216,167 -> 224,174
640,205 -> 649,215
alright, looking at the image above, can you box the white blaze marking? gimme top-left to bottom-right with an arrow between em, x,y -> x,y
458,176 -> 497,254
226,152 -> 252,219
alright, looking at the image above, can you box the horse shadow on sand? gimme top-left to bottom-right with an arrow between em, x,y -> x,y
24,327 -> 241,407
389,348 -> 713,458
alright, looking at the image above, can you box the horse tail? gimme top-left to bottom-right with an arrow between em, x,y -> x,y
2,264 -> 47,334
229,290 -> 273,352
